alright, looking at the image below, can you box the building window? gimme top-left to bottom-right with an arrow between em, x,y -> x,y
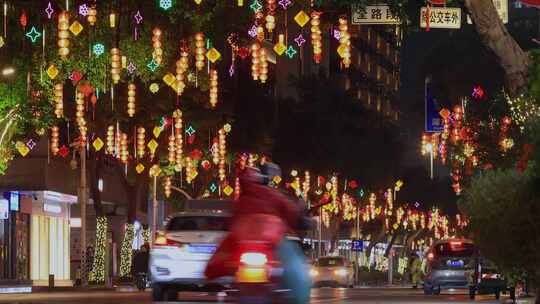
386,43 -> 390,57
376,96 -> 382,112
386,73 -> 391,85
376,35 -> 381,50
367,92 -> 372,107
367,28 -> 371,43
376,66 -> 381,80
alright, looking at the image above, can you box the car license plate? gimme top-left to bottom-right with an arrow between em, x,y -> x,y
447,260 -> 464,267
188,244 -> 217,254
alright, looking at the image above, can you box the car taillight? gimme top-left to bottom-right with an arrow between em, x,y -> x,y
482,273 -> 500,279
240,252 -> 268,267
154,236 -> 182,247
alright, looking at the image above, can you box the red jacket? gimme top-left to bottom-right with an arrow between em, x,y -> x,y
205,168 -> 301,280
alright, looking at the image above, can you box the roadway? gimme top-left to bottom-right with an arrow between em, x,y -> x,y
0,287 -> 527,303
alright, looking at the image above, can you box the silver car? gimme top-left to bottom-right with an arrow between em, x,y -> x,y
149,211 -> 231,301
424,239 -> 476,295
310,256 -> 354,288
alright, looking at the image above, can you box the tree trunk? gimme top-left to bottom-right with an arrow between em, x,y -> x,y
464,0 -> 530,97
88,150 -> 107,284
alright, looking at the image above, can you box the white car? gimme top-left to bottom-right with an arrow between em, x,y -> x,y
310,256 -> 354,288
149,210 -> 232,301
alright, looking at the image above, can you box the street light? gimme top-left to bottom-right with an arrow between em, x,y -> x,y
1,66 -> 15,76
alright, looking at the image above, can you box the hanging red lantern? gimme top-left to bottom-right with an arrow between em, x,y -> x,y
190,149 -> 203,160
237,47 -> 250,59
201,160 -> 211,170
20,11 -> 28,29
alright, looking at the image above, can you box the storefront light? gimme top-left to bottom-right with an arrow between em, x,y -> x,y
98,179 -> 104,192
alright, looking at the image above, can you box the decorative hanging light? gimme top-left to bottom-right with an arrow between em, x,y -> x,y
127,83 -> 136,117
209,69 -> 218,108
255,12 -> 265,41
259,47 -> 268,83
173,110 -> 183,171
152,28 -> 163,65
164,176 -> 172,198
110,48 -> 121,84
265,0 -> 276,33
311,11 -> 322,63
136,127 -> 145,159
185,156 -> 194,184
58,11 -> 70,58
337,16 -> 351,68
87,6 -> 97,25
106,126 -> 114,154
234,177 -> 241,200
120,133 -> 128,163
212,138 -> 219,165
251,42 -> 260,80
194,33 -> 206,71
303,171 -> 310,199
168,133 -> 176,164
76,92 -> 87,143
175,47 -> 189,96
51,126 -> 59,155
218,128 -> 226,181
54,83 -> 63,118
369,193 -> 376,220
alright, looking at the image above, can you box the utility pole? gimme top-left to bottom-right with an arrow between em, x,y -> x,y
150,165 -> 161,243
355,202 -> 360,286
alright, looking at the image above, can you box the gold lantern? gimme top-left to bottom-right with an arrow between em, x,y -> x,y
120,133 -> 128,163
106,125 -> 115,155
110,48 -> 121,84
311,12 -> 322,63
152,28 -> 163,65
209,69 -> 218,108
136,127 -> 145,159
265,0 -> 276,33
218,128 -> 226,181
54,83 -> 63,118
338,17 -> 351,68
87,6 -> 97,25
127,83 -> 136,117
164,176 -> 172,198
194,33 -> 206,71
58,12 -> 70,58
168,134 -> 176,164
51,126 -> 59,155
259,47 -> 268,83
173,110 -> 183,170
175,48 -> 189,96
251,43 -> 260,81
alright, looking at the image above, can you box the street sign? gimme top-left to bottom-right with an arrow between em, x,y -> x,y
467,0 -> 508,24
425,77 -> 444,133
351,239 -> 363,252
351,5 -> 400,25
0,199 -> 9,219
420,7 -> 461,29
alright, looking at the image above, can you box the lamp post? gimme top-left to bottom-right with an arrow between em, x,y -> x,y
426,143 -> 434,180
149,165 -> 161,243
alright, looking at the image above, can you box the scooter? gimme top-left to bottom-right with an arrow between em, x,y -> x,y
232,241 -> 286,304
231,237 -> 311,304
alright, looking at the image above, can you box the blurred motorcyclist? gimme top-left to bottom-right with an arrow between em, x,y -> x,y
205,163 -> 311,304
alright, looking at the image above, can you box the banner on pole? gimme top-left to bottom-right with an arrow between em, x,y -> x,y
351,5 -> 400,25
420,7 -> 461,29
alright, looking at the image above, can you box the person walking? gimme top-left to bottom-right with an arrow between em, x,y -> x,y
409,253 -> 423,289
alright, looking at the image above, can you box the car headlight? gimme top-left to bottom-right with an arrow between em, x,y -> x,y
335,269 -> 349,276
309,269 -> 319,277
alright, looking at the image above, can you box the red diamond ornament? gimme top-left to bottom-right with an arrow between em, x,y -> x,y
58,145 -> 69,158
